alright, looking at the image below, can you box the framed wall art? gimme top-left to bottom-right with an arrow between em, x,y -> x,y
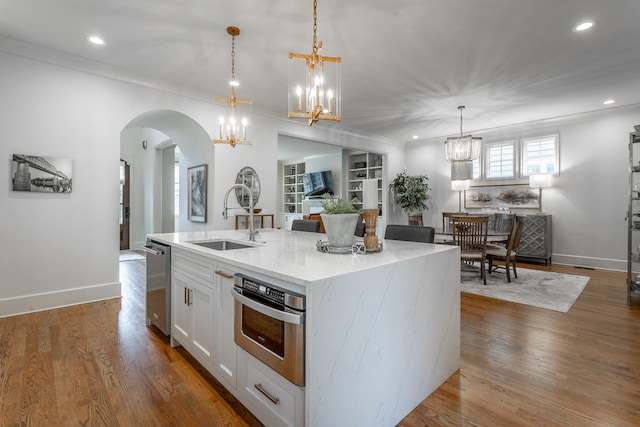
11,154 -> 73,193
188,164 -> 207,222
464,184 -> 541,211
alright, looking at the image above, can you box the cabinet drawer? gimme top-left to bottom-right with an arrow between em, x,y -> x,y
173,250 -> 215,283
237,348 -> 304,427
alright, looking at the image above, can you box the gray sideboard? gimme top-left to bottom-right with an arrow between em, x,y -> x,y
517,214 -> 552,264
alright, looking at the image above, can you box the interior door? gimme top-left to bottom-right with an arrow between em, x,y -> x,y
120,160 -> 130,250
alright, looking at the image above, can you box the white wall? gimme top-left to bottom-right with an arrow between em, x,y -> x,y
404,105 -> 640,270
0,41 -> 403,317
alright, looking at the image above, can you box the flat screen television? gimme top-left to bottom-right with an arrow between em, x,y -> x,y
302,170 -> 334,197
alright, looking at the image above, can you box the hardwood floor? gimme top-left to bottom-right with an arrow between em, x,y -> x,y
1,261 -> 639,426
0,259 -> 261,427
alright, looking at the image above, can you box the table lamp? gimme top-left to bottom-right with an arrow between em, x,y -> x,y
529,173 -> 552,212
451,179 -> 470,212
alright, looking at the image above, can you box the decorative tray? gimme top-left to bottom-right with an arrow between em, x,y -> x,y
316,240 -> 383,255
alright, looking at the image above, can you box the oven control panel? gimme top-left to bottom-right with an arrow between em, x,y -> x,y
234,273 -> 305,311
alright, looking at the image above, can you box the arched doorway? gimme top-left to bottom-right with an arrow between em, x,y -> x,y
120,110 -> 213,249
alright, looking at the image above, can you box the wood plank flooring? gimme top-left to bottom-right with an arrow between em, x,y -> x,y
0,259 -> 261,427
1,260 -> 639,426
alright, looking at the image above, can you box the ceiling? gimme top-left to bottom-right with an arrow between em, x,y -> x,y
1,0 -> 639,144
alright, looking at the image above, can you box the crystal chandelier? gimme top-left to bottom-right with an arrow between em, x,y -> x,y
445,106 -> 482,180
288,0 -> 341,126
213,26 -> 252,148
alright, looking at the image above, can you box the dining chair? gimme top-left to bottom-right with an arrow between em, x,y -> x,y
384,224 -> 435,243
491,213 -> 515,244
451,215 -> 489,285
486,215 -> 527,282
442,212 -> 468,234
291,219 -> 321,232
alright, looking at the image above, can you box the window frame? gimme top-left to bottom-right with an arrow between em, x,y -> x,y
521,134 -> 559,177
483,139 -> 516,180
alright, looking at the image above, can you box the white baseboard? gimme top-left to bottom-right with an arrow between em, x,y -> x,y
551,253 -> 626,272
0,281 -> 121,318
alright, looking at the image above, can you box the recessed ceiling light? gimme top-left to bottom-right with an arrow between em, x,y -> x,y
88,35 -> 105,45
603,99 -> 615,105
575,21 -> 594,32
412,135 -> 419,139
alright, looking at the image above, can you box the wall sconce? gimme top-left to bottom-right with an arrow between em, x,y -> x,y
451,179 -> 470,212
529,173 -> 552,212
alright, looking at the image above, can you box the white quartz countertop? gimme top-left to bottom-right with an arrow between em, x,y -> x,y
148,228 -> 457,287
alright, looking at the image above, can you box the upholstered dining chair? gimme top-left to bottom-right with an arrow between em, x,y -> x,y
486,215 -> 527,282
384,224 -> 435,243
451,215 -> 489,285
291,219 -> 321,233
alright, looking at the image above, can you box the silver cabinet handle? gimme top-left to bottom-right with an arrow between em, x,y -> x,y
215,270 -> 234,279
254,383 -> 280,405
232,288 -> 303,325
141,245 -> 162,256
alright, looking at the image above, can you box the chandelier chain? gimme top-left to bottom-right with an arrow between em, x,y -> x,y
230,34 -> 236,98
312,0 -> 318,55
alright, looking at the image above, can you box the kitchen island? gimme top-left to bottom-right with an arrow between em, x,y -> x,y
148,228 -> 460,427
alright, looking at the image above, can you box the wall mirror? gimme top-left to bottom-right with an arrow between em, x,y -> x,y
235,166 -> 260,209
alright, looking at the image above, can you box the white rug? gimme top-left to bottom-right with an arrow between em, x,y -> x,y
119,250 -> 145,262
460,267 -> 589,313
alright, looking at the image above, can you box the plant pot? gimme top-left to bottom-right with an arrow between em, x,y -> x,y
408,212 -> 423,226
320,213 -> 360,249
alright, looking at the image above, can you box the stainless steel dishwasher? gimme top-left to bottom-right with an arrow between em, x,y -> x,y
142,238 -> 171,335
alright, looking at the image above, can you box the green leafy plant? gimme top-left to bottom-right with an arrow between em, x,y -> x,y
388,171 -> 431,213
320,193 -> 360,214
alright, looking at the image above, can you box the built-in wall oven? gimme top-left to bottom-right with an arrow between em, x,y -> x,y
232,273 -> 305,386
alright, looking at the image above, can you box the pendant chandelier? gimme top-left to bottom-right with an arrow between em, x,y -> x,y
288,0 -> 341,126
445,106 -> 482,161
445,106 -> 482,180
213,26 -> 252,148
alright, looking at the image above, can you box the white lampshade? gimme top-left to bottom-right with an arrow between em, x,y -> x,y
529,173 -> 552,188
451,180 -> 470,191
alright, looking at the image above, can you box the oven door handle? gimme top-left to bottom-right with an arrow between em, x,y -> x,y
232,288 -> 303,325
141,245 -> 163,256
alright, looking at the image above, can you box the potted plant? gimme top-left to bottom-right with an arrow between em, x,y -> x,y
319,193 -> 361,249
388,171 -> 431,225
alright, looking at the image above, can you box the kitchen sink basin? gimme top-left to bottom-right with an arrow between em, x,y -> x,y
189,240 -> 255,251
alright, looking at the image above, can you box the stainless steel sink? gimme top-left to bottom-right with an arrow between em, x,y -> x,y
189,240 -> 254,251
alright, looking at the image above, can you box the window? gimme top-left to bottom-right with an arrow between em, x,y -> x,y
472,158 -> 480,179
522,135 -> 558,176
484,141 -> 515,179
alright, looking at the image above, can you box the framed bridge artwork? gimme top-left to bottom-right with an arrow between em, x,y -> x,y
11,154 -> 73,193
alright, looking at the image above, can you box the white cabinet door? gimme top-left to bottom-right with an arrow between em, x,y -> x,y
171,271 -> 192,345
171,271 -> 215,371
190,279 -> 215,370
214,267 -> 237,388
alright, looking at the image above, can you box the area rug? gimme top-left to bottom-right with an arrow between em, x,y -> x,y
460,267 -> 589,313
119,250 -> 145,262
